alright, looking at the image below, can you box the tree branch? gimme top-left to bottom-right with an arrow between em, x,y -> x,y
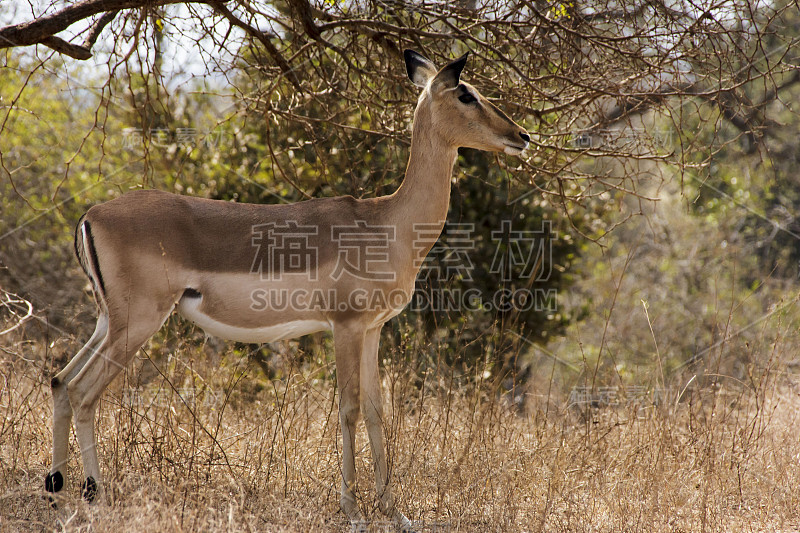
755,68 -> 800,111
596,69 -> 800,155
39,36 -> 92,60
1,0 -> 143,49
0,0 -> 307,91
83,10 -> 119,49
206,1 -> 302,91
285,0 -> 322,41
0,0 -> 181,59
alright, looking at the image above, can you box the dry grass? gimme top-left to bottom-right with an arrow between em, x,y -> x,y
2,313 -> 800,533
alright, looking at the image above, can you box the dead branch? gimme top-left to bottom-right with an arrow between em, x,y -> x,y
0,0 -> 184,58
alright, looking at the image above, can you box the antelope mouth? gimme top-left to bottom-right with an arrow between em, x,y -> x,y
503,143 -> 527,156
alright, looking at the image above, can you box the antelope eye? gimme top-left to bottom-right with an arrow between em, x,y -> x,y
458,92 -> 477,104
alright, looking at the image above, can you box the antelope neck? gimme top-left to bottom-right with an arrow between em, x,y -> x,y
389,110 -> 458,232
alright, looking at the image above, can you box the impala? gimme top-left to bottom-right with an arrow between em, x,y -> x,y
46,50 -> 529,530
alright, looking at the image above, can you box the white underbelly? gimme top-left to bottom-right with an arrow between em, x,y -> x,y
176,296 -> 330,343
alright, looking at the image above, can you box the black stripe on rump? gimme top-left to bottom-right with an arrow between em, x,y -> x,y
83,221 -> 106,297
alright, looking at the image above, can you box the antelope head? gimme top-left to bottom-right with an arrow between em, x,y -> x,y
404,49 -> 530,156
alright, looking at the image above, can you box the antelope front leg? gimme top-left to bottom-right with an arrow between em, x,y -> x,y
334,322 -> 366,525
361,325 -> 413,532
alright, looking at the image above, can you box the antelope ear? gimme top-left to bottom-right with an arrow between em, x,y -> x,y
432,52 -> 469,91
404,50 -> 437,87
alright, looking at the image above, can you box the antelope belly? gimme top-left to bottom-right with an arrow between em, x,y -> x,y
176,296 -> 330,343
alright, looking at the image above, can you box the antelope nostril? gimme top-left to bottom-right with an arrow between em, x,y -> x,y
519,132 -> 531,143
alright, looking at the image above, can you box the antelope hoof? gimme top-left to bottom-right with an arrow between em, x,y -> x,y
45,471 -> 64,493
44,471 -> 64,508
81,476 -> 97,502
